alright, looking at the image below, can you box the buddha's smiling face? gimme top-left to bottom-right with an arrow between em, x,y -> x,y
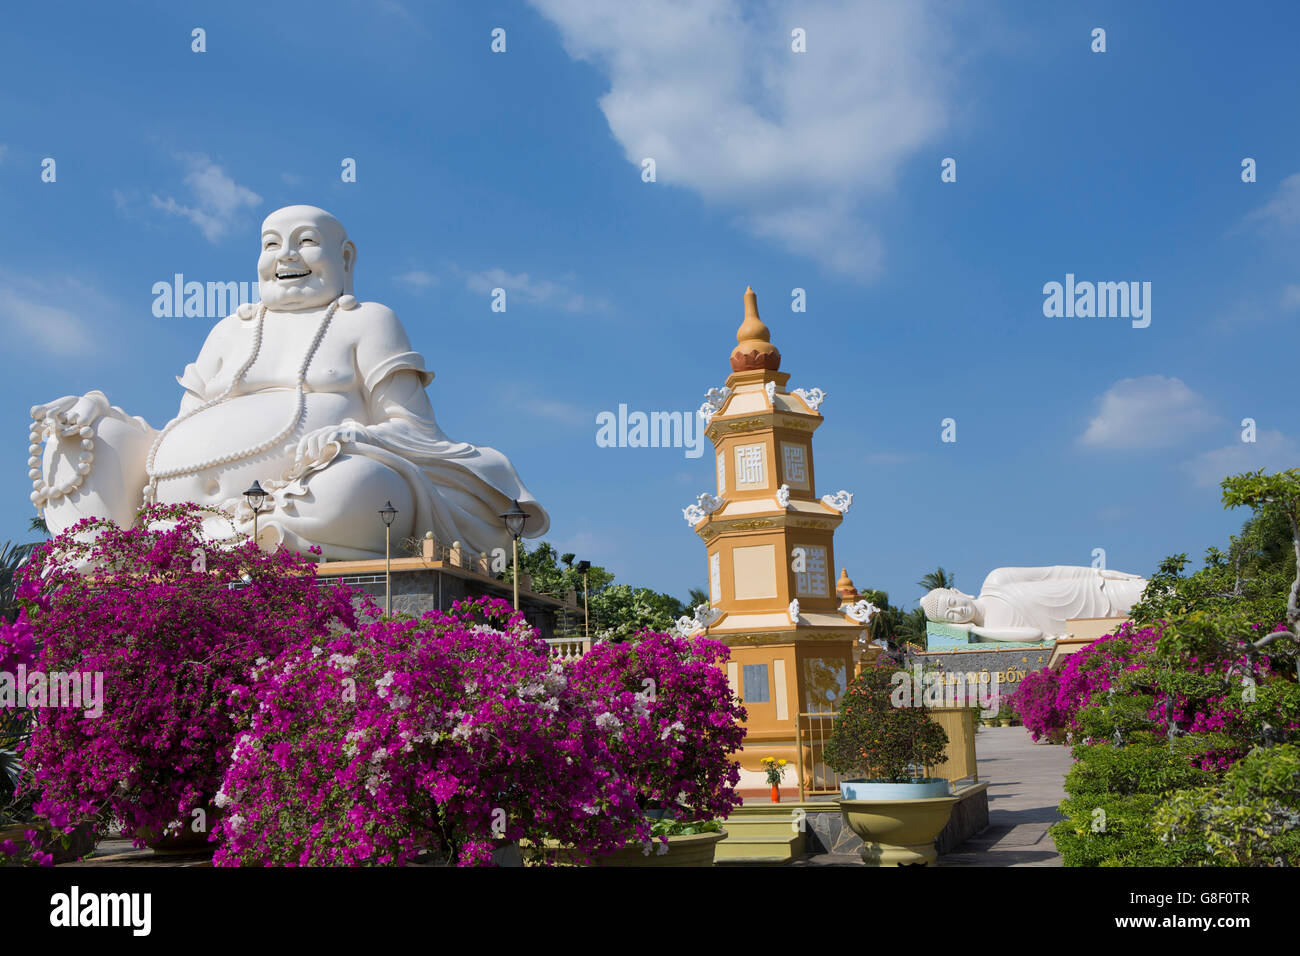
257,205 -> 355,311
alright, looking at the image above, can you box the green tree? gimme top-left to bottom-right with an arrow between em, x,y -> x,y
1221,468 -> 1300,634
508,541 -> 688,641
0,540 -> 38,623
918,567 -> 955,592
1131,505 -> 1295,630
589,583 -> 686,641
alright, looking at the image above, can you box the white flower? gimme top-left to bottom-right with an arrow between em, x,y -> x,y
328,653 -> 358,673
656,841 -> 669,856
376,670 -> 396,698
343,729 -> 366,759
595,712 -> 622,731
227,813 -> 245,835
543,666 -> 567,696
661,719 -> 686,741
213,789 -> 231,809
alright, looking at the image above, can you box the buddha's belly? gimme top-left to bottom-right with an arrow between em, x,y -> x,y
151,390 -> 366,505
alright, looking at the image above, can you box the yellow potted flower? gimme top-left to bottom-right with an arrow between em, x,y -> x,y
761,756 -> 789,803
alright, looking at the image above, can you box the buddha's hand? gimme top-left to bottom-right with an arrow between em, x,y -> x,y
291,422 -> 369,470
30,391 -> 111,438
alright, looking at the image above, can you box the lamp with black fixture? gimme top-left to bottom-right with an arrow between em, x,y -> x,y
575,559 -> 591,642
243,481 -> 269,546
499,499 -> 527,611
379,500 -> 398,616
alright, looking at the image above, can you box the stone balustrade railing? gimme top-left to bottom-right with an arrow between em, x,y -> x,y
544,637 -> 590,661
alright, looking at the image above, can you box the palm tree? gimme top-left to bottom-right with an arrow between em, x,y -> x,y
27,515 -> 48,537
918,567 -> 955,593
686,587 -> 710,610
0,540 -> 38,623
895,607 -> 931,649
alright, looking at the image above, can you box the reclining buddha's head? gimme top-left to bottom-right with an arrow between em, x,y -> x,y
258,205 -> 356,311
921,587 -> 978,624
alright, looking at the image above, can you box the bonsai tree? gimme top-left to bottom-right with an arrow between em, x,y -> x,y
824,662 -> 948,783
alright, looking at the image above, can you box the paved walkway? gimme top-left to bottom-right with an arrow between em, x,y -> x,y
939,726 -> 1071,866
802,725 -> 1073,867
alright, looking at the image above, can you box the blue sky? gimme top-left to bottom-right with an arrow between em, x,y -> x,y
2,1 -> 1298,611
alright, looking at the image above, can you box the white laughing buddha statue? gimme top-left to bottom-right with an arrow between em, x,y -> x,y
920,566 -> 1149,643
28,204 -> 548,559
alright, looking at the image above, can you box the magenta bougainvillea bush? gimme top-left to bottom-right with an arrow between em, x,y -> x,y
0,611 -> 37,673
1011,620 -> 1287,766
213,604 -> 745,866
568,631 -> 746,821
10,509 -> 746,867
14,505 -> 358,849
1010,624 -> 1160,742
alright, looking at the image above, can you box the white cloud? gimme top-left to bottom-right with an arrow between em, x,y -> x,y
149,153 -> 262,243
395,269 -> 439,289
1079,376 -> 1221,450
462,267 -> 607,312
1242,171 -> 1300,232
0,273 -> 99,356
527,0 -> 960,278
498,385 -> 590,426
1184,430 -> 1300,487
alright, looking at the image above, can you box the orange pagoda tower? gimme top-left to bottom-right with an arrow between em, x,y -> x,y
684,286 -> 878,799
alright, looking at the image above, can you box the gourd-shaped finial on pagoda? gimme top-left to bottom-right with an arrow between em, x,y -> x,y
730,286 -> 781,372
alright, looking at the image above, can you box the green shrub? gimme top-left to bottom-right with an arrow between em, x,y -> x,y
1153,744 -> 1300,866
1053,793 -> 1201,867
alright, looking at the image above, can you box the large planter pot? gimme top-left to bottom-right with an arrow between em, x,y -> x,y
139,804 -> 222,855
532,829 -> 728,867
837,779 -> 957,866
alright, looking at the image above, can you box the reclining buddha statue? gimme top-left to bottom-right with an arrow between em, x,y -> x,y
920,565 -> 1149,643
27,204 -> 548,559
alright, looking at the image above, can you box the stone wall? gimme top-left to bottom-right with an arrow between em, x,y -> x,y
327,567 -> 560,639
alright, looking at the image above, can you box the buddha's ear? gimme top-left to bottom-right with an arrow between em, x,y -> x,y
341,239 -> 357,294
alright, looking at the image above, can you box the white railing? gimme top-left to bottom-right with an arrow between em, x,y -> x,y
545,637 -> 590,660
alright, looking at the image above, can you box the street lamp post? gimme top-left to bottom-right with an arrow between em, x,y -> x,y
575,559 -> 591,642
499,499 -> 527,611
243,481 -> 268,546
379,501 -> 398,616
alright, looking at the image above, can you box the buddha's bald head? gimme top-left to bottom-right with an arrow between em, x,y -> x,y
257,205 -> 356,311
